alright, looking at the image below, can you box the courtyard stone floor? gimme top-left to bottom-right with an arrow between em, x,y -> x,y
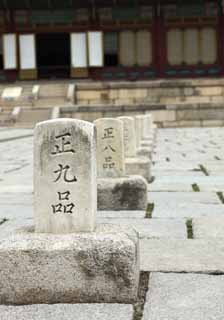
1,126 -> 224,319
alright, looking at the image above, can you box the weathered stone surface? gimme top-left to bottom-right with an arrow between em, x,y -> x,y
34,119 -> 97,234
137,147 -> 152,159
193,215 -> 224,238
0,304 -> 134,320
0,224 -> 139,305
118,116 -> 137,158
125,157 -> 151,182
98,210 -> 146,219
152,202 -> 224,219
94,118 -> 125,178
0,129 -> 33,143
150,191 -> 220,205
97,176 -> 148,210
97,218 -> 187,239
140,239 -> 224,273
143,273 -> 224,320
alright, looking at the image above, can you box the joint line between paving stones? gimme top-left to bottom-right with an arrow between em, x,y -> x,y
186,219 -> 194,239
133,272 -> 150,320
0,218 -> 8,226
192,183 -> 200,192
0,134 -> 33,144
199,164 -> 209,176
217,192 -> 224,204
145,203 -> 154,219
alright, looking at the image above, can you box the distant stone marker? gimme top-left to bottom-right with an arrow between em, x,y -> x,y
119,116 -> 152,182
34,119 -> 96,234
95,118 -> 125,178
118,116 -> 137,158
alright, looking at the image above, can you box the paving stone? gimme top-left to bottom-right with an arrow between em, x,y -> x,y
0,193 -> 33,205
152,170 -> 204,177
140,238 -> 224,273
0,304 -> 133,320
0,218 -> 33,238
0,205 -> 33,219
193,215 -> 224,239
143,273 -> 224,320
97,218 -> 187,239
97,210 -> 146,219
0,129 -> 33,142
152,202 -> 224,219
149,192 -> 220,205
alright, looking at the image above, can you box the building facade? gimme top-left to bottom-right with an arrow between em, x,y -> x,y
0,0 -> 222,81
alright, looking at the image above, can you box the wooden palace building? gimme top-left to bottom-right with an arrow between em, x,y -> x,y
0,0 -> 222,81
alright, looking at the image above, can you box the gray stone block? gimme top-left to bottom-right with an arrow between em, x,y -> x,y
193,215 -> 224,239
140,238 -> 224,273
125,157 -> 151,182
0,304 -> 134,320
137,147 -> 152,159
143,273 -> 224,320
0,224 -> 139,305
97,175 -> 148,210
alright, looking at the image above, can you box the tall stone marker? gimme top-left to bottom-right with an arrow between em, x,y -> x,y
118,116 -> 137,158
119,116 -> 152,182
95,118 -> 125,178
34,119 -> 96,233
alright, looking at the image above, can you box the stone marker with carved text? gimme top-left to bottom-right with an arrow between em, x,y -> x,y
95,118 -> 125,178
118,116 -> 137,158
135,115 -> 152,159
119,116 -> 152,182
0,118 -> 140,305
34,118 -> 96,234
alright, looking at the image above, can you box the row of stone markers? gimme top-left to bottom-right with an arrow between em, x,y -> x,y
96,114 -> 156,210
0,114 -> 156,306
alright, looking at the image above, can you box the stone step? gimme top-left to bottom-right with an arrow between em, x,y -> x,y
17,108 -> 52,125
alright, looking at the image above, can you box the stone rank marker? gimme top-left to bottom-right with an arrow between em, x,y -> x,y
94,118 -> 125,178
34,118 -> 96,234
118,116 -> 137,158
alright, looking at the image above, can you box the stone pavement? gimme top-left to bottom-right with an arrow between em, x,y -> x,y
1,127 -> 224,319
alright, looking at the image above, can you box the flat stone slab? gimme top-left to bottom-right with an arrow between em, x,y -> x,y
0,224 -> 139,304
0,204 -> 33,220
152,202 -> 224,219
193,215 -> 224,239
97,218 -> 187,239
143,273 -> 224,320
149,192 -> 221,205
0,304 -> 133,320
140,239 -> 224,273
98,210 -> 146,219
0,129 -> 33,143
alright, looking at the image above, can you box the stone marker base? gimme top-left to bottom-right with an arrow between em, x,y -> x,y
0,225 -> 139,305
97,175 -> 148,210
141,141 -> 153,148
125,157 -> 152,183
137,147 -> 152,159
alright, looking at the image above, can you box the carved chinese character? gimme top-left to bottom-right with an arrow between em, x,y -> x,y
58,191 -> 71,201
64,203 -> 75,214
54,164 -> 77,183
51,132 -> 75,155
103,145 -> 116,152
102,127 -> 114,140
103,156 -> 115,169
52,203 -> 63,214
